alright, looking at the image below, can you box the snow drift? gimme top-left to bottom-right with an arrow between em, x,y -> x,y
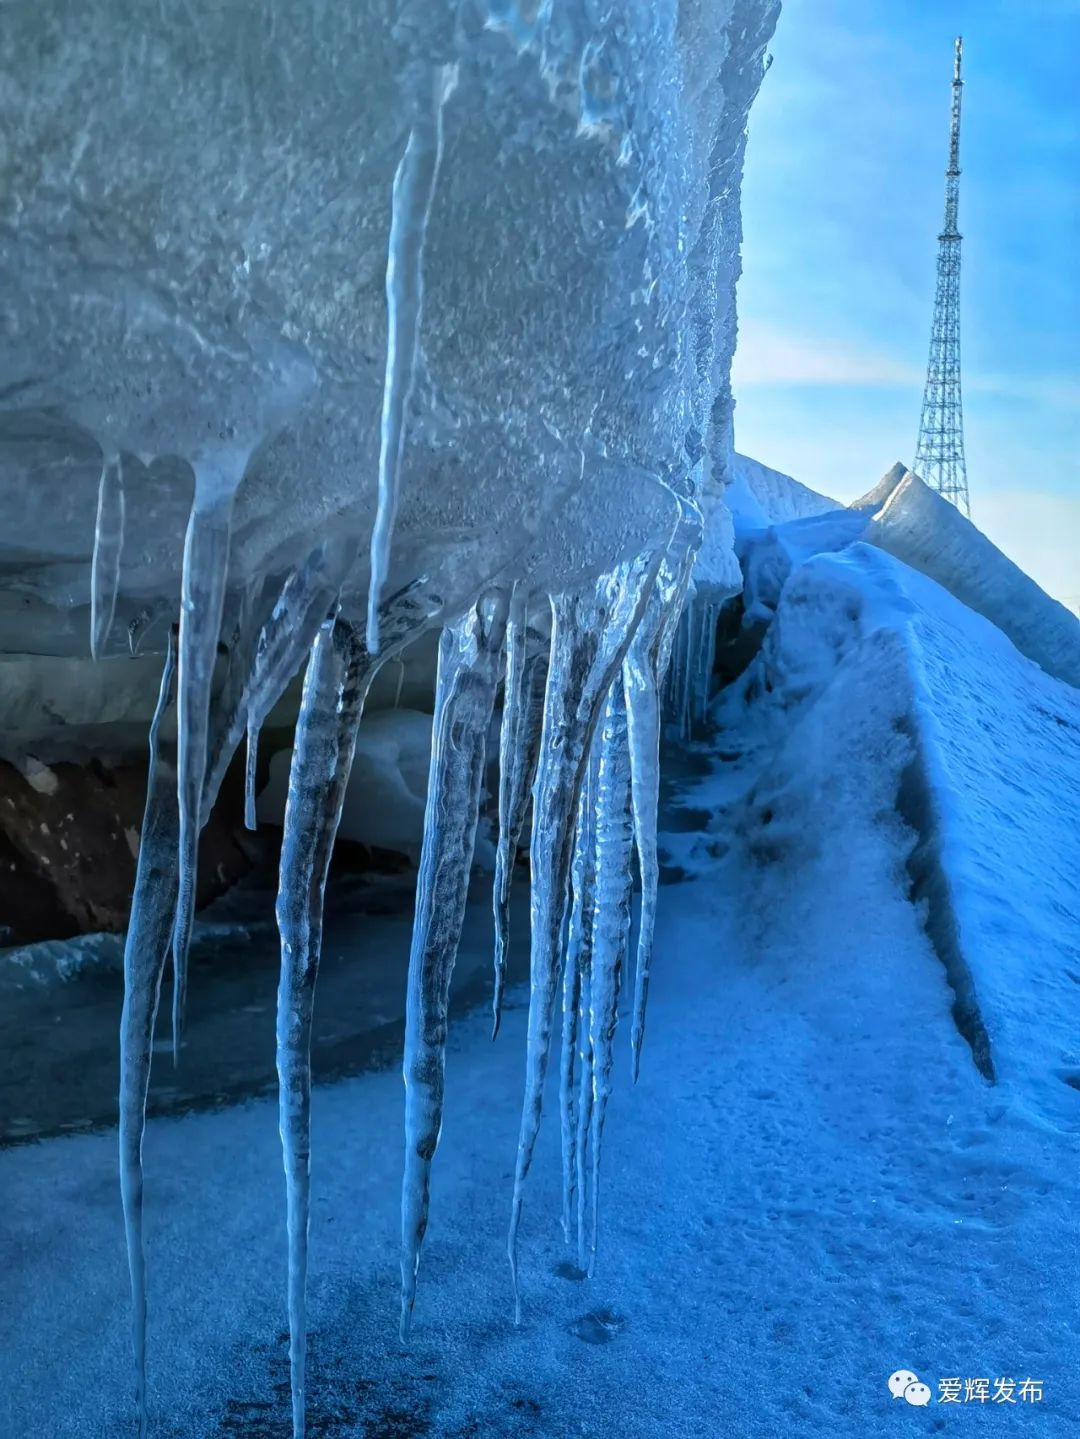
857,465 -> 1080,689
737,462 -> 1080,693
728,481 -> 1080,1112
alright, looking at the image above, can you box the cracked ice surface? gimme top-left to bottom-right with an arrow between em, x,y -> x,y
2,1 -> 780,1433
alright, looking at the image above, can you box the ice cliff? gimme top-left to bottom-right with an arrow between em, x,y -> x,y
1,3 -> 780,1435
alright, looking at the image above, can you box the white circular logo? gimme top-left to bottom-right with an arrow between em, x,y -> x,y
888,1370 -> 932,1405
888,1369 -> 919,1400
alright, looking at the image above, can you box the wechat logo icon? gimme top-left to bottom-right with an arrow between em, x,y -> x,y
888,1370 -> 932,1407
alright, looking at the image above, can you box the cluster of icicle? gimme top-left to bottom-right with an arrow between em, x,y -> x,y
102,26 -> 722,1439
114,462 -> 706,1439
665,596 -> 723,742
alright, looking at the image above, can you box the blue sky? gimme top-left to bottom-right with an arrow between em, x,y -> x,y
732,0 -> 1079,602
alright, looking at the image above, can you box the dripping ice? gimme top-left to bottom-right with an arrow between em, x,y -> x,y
2,2 -> 789,1434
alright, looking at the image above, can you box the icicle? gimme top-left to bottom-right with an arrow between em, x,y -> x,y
558,760 -> 596,1248
558,934 -> 580,1244
390,656 -> 406,708
686,596 -> 719,730
118,629 -> 178,1439
574,917 -> 594,1271
90,453 -> 125,659
276,615 -> 374,1439
201,536 -> 357,822
507,549 -> 663,1323
366,65 -> 455,653
171,484 -> 236,1059
400,590 -> 510,1341
275,581 -> 444,1435
491,590 -> 547,1037
676,605 -> 694,741
244,719 -> 260,831
623,540 -> 696,1082
585,682 -> 634,1276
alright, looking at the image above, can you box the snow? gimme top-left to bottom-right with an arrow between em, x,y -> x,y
735,462 -> 1080,692
726,452 -> 840,532
858,467 -> 1080,690
726,540 -> 1080,1099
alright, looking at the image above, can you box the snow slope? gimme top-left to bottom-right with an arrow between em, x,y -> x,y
727,452 -> 840,531
734,463 -> 1080,691
728,542 -> 1080,1113
857,468 -> 1080,690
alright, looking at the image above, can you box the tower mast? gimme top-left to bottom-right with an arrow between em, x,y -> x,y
914,36 -> 970,515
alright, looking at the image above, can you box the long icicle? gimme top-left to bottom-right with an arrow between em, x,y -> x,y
624,537 -> 696,1081
276,615 -> 374,1439
585,682 -> 635,1277
91,453 -> 125,659
244,718 -> 260,831
202,535 -> 358,822
366,66 -> 453,652
559,757 -> 597,1249
400,590 -> 510,1341
118,628 -> 179,1439
171,483 -> 236,1059
574,892 -> 594,1271
507,550 -> 663,1323
492,590 -> 547,1036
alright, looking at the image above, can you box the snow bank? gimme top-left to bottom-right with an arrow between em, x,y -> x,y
727,452 -> 840,532
737,462 -> 1080,692
858,467 -> 1080,689
729,542 -> 1080,1110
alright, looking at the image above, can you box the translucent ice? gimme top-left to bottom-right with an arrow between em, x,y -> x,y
90,454 -> 125,660
583,683 -> 635,1275
118,630 -> 178,1439
367,66 -> 456,652
508,550 -> 667,1321
0,0 -> 784,1422
276,616 -> 374,1439
492,592 -> 549,1036
400,592 -> 510,1339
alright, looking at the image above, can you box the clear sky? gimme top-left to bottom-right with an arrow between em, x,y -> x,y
732,0 -> 1079,603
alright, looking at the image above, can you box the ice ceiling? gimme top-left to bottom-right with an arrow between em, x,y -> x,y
1,2 -> 780,1435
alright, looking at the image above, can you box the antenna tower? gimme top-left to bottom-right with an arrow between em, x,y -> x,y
914,36 -> 970,515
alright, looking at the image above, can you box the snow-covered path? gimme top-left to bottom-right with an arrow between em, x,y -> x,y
2,683 -> 1075,1436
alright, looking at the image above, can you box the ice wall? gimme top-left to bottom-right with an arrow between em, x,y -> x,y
2,3 -> 781,1435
